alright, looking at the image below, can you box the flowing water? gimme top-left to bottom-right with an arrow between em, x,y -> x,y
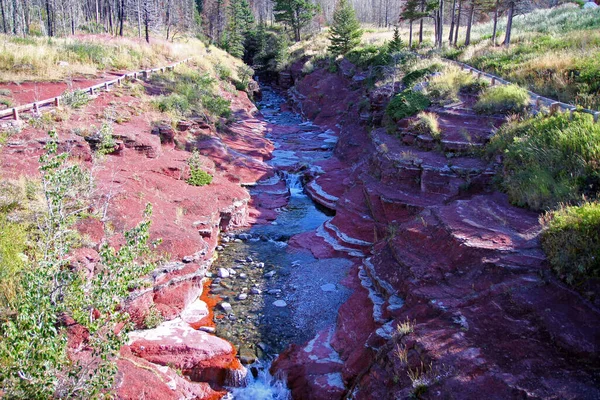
209,87 -> 352,398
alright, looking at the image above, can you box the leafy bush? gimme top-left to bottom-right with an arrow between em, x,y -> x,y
62,89 -> 90,109
541,202 -> 600,287
474,84 -> 530,114
0,131 -> 157,398
187,150 -> 213,186
487,112 -> 600,210
386,90 -> 431,121
152,69 -> 232,120
156,93 -> 191,114
410,112 -> 440,140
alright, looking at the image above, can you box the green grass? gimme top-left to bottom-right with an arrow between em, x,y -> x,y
474,84 -> 530,115
541,202 -> 600,290
487,112 -> 600,210
0,215 -> 28,315
386,90 -> 430,121
410,112 -> 440,140
427,66 -> 486,103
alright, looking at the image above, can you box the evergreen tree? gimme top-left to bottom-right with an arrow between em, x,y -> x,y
388,26 -> 403,52
224,0 -> 254,58
328,0 -> 362,56
273,0 -> 318,42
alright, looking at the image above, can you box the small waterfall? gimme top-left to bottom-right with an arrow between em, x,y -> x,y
280,171 -> 305,197
225,361 -> 291,400
226,365 -> 249,387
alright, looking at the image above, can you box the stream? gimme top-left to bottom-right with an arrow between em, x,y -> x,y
210,87 -> 353,398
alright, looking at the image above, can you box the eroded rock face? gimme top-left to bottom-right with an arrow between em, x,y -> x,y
273,64 -> 600,400
128,318 -> 245,387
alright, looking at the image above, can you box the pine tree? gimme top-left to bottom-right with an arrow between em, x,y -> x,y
388,26 -> 403,52
328,0 -> 362,56
224,0 -> 254,58
273,0 -> 318,42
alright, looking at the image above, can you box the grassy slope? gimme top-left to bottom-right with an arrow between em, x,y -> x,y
0,34 -> 247,83
446,5 -> 600,109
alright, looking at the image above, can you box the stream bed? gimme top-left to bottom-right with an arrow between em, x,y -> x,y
208,88 -> 353,398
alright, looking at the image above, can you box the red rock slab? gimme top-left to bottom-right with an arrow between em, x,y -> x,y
116,347 -> 225,400
436,192 -> 542,252
128,318 -> 243,387
272,326 -> 345,400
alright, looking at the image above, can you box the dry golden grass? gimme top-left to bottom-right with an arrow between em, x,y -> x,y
0,34 -> 216,83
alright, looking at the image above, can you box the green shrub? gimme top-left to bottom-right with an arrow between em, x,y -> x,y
62,89 -> 90,109
474,84 -> 530,114
155,94 -> 191,114
386,90 -> 431,121
402,64 -> 442,88
66,42 -> 110,67
187,150 -> 213,186
143,306 -> 165,329
487,112 -> 600,210
410,112 -> 440,140
541,202 -> 600,287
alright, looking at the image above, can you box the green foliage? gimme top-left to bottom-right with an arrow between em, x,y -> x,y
187,150 -> 213,186
474,84 -> 530,114
386,90 -> 431,121
66,42 -> 110,67
152,69 -> 232,120
410,111 -> 440,140
401,64 -> 442,88
0,215 -> 27,316
346,44 -> 394,69
541,202 -> 600,287
62,89 -> 90,109
252,25 -> 290,72
487,112 -> 600,210
143,305 -> 165,329
0,131 -> 157,398
328,0 -> 363,56
223,0 -> 255,58
273,0 -> 319,41
388,27 -> 404,53
94,122 -> 117,155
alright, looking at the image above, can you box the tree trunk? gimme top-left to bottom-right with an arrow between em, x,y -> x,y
409,20 -> 413,47
465,1 -> 475,46
503,1 -> 514,47
118,0 -> 124,36
449,0 -> 457,44
0,0 -> 7,34
438,0 -> 444,48
70,1 -> 75,35
418,0 -> 424,44
95,0 -> 99,24
491,0 -> 500,45
144,10 -> 149,43
453,0 -> 462,46
137,0 -> 142,37
12,0 -> 18,34
46,0 -> 53,36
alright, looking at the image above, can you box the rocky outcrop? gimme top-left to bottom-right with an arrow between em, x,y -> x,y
274,64 -> 600,400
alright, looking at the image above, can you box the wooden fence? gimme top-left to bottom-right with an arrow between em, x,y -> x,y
0,58 -> 193,120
